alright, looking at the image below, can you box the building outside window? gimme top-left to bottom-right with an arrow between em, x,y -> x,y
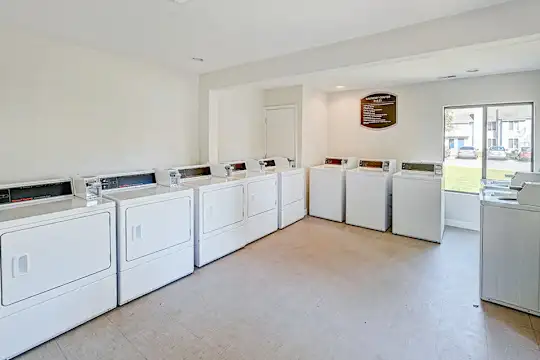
508,138 -> 519,149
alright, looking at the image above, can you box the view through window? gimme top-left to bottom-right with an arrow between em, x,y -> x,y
444,103 -> 534,193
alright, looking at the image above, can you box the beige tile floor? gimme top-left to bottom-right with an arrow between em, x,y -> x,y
16,217 -> 540,360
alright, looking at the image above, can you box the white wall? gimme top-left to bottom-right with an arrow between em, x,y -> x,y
215,86 -> 265,162
0,29 -> 199,183
327,71 -> 540,165
327,71 -> 540,230
302,88 -> 328,167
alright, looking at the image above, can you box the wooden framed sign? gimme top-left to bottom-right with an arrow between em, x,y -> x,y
360,93 -> 397,129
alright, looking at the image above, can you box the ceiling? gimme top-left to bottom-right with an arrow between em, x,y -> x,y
0,0 -> 513,73
248,35 -> 540,92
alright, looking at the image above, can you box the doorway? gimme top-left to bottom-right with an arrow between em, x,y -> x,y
264,106 -> 297,162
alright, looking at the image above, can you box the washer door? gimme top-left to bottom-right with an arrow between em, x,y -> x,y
202,185 -> 244,234
1,213 -> 111,306
281,172 -> 305,206
125,196 -> 191,261
247,178 -> 277,218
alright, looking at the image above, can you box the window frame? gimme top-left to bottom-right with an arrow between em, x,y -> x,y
443,102 -> 535,195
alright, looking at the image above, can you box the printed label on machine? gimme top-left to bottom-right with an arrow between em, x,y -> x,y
101,173 -> 156,190
325,158 -> 346,165
0,181 -> 73,204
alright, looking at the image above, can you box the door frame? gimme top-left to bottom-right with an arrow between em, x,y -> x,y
263,105 -> 298,164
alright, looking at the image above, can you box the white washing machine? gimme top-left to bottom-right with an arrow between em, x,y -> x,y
392,162 -> 445,243
246,157 -> 306,229
346,159 -> 396,232
309,156 -> 358,222
78,170 -> 194,305
223,160 -> 279,244
0,178 -> 116,360
158,165 -> 247,267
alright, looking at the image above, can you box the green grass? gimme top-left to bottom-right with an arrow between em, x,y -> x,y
444,165 -> 511,193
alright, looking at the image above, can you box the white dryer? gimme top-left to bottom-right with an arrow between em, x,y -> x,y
0,178 -> 116,360
346,159 -> 396,232
309,156 -> 358,222
159,165 -> 247,267
79,170 -> 194,305
392,162 -> 445,243
246,157 -> 305,229
222,160 -> 279,244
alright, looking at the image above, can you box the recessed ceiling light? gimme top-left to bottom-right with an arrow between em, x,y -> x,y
466,69 -> 480,73
170,0 -> 190,4
192,57 -> 204,62
335,85 -> 345,89
438,75 -> 457,80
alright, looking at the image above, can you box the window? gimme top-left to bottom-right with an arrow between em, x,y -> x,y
508,138 -> 519,149
444,103 -> 534,194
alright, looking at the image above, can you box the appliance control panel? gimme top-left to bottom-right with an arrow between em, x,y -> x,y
100,172 -> 156,191
326,158 -> 347,165
178,166 -> 212,180
73,176 -> 102,200
358,160 -> 390,171
229,162 -> 247,172
402,162 -> 443,176
0,180 -> 73,206
155,169 -> 181,187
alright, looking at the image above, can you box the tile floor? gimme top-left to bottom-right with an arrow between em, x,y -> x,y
16,217 -> 540,360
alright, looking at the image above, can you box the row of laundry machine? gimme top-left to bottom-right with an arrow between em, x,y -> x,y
0,157 -> 306,360
309,156 -> 445,243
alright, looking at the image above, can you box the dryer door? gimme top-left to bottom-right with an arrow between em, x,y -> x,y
247,178 -> 277,217
202,185 -> 244,234
125,196 -> 192,261
281,171 -> 305,206
1,213 -> 111,306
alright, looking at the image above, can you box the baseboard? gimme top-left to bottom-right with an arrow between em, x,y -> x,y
445,219 -> 479,232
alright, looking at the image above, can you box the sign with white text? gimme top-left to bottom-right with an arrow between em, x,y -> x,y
360,93 -> 397,129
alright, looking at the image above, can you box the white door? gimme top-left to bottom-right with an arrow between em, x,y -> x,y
125,197 -> 191,261
1,213 -> 111,306
482,206 -> 540,311
247,178 -> 277,217
265,107 -> 296,160
202,185 -> 244,234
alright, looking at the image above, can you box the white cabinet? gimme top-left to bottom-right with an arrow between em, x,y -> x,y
481,205 -> 540,313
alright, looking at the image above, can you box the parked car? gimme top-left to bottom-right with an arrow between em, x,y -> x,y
518,147 -> 532,161
457,146 -> 478,159
487,146 -> 507,160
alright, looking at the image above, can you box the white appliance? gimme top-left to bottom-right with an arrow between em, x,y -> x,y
480,182 -> 540,315
224,160 -> 279,244
0,178 -> 117,360
309,156 -> 358,222
78,170 -> 194,305
246,157 -> 306,229
346,159 -> 397,232
158,165 -> 246,267
392,162 -> 445,243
